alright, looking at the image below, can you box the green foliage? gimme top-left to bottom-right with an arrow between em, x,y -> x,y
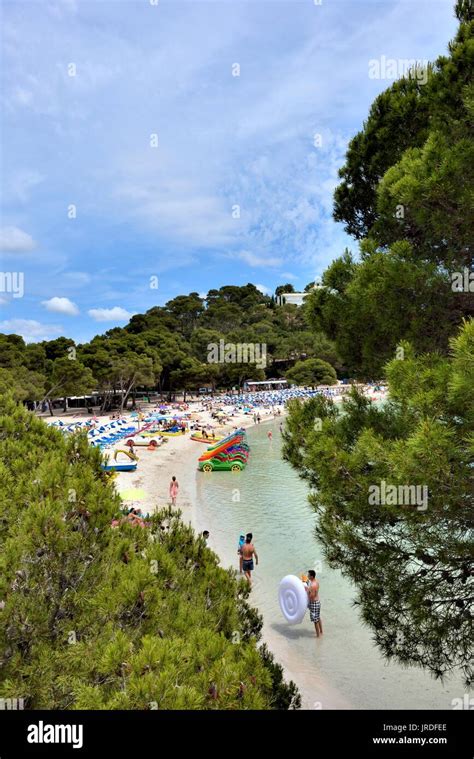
374,101 -> 474,267
0,283 -> 343,402
283,320 -> 473,685
306,243 -> 463,377
333,76 -> 431,239
0,367 -> 45,403
48,357 -> 95,400
334,12 -> 474,245
275,284 -> 295,296
286,358 -> 337,386
0,398 -> 300,709
322,10 -> 474,377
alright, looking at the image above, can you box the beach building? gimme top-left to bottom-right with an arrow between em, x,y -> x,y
243,379 -> 288,391
275,291 -> 307,306
275,282 -> 325,307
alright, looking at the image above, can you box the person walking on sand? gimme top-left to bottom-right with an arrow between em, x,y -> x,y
169,476 -> 179,506
242,533 -> 258,585
305,569 -> 323,637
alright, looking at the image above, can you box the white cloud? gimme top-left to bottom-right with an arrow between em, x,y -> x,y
0,226 -> 36,253
255,284 -> 272,296
0,0 -> 457,306
9,170 -> 45,202
42,296 -> 79,316
88,306 -> 135,322
0,318 -> 62,343
235,251 -> 283,268
116,181 -> 239,248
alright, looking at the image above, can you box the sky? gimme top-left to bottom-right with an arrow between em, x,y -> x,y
0,0 -> 458,344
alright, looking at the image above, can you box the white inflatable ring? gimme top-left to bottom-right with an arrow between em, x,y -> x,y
278,575 -> 307,624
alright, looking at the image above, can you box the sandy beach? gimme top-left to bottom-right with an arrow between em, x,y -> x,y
46,383 -> 387,532
111,403 -> 270,526
45,385 -> 392,707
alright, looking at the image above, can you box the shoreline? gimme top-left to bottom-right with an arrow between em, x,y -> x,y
46,386 -> 388,708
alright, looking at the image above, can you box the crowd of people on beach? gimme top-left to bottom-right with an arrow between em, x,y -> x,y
203,386 -> 342,409
99,390 -> 338,639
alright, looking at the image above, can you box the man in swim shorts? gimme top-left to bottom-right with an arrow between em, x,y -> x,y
241,533 -> 258,585
305,569 -> 323,637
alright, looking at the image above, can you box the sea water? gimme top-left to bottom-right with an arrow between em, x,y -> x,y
192,419 -> 464,709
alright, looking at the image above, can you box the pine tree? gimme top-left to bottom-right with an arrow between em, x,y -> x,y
0,398 -> 300,709
283,320 -> 473,685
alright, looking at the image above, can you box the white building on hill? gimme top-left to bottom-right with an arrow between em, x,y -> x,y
275,282 -> 324,307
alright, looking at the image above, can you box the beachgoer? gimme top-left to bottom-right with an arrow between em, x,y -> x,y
256,414 -> 261,424
202,530 -> 210,544
237,533 -> 245,573
241,533 -> 258,585
305,569 -> 322,637
169,476 -> 179,506
268,430 -> 272,440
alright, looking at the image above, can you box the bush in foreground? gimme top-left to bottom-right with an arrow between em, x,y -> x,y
0,399 -> 300,709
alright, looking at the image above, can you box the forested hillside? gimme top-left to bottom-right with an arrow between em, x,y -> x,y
0,284 -> 341,410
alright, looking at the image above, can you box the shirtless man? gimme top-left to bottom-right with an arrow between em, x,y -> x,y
241,533 -> 258,585
305,569 -> 323,637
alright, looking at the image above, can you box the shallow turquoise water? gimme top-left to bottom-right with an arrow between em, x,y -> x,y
193,419 -> 464,709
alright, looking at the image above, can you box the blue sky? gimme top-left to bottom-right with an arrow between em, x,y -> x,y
0,0 -> 458,343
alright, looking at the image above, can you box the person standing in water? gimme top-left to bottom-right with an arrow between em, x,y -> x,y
169,476 -> 179,506
242,533 -> 258,585
267,430 -> 272,441
305,569 -> 323,637
237,533 -> 245,573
